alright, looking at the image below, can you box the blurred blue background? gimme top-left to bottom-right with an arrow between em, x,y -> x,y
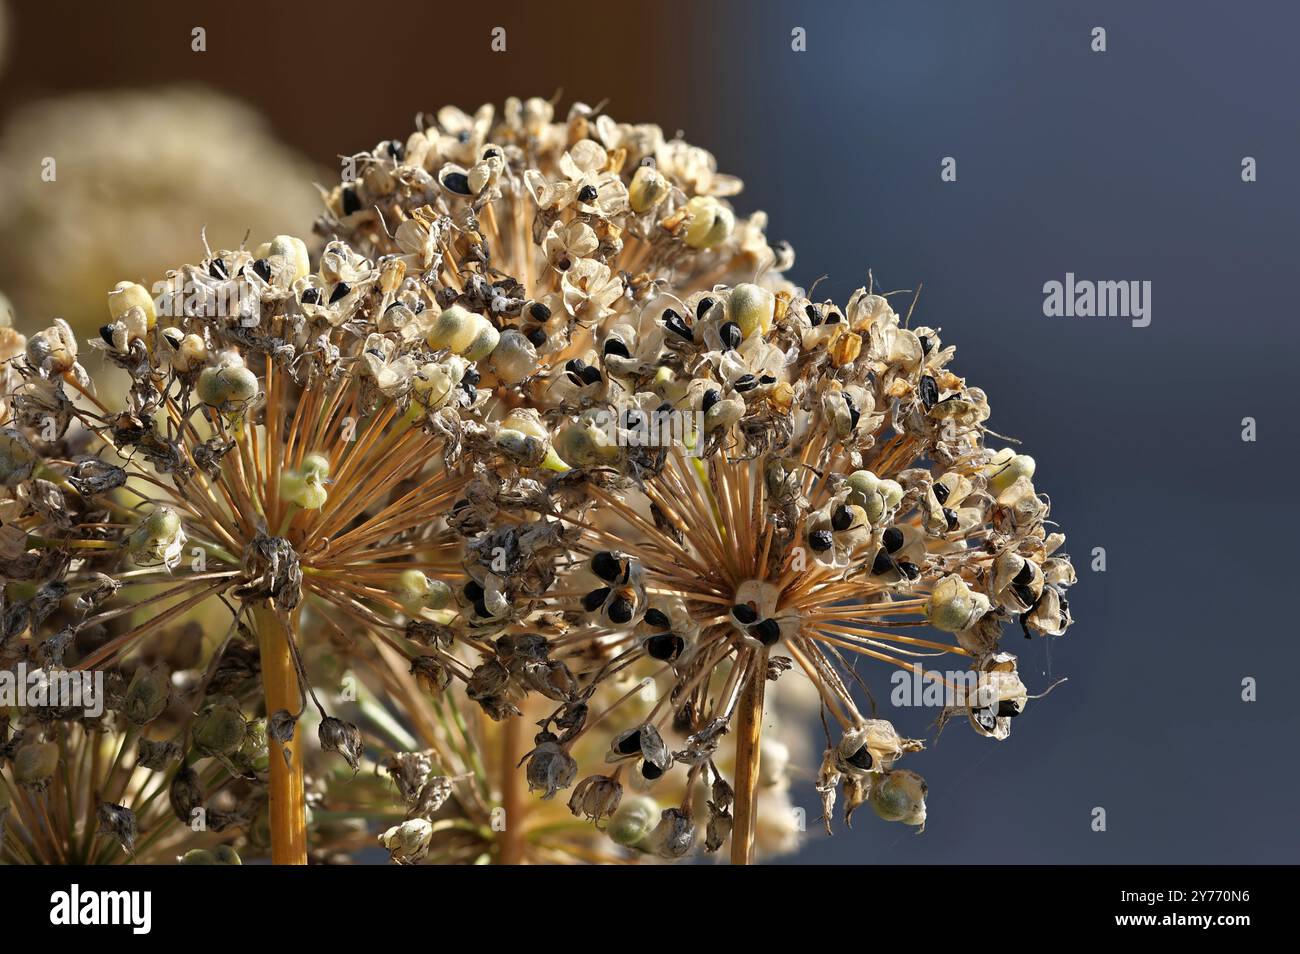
682,0 -> 1298,863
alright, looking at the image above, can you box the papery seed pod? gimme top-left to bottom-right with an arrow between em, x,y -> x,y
644,806 -> 696,859
683,195 -> 735,249
96,802 -> 138,854
193,696 -> 247,758
122,665 -> 170,726
169,765 -> 204,825
319,716 -> 363,772
927,574 -> 992,632
0,428 -> 37,485
14,741 -> 59,790
608,795 -> 658,847
127,507 -> 187,569
379,818 -> 434,864
525,734 -> 577,799
568,774 -> 623,824
868,769 -> 928,830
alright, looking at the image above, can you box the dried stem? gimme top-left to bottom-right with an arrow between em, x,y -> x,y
251,602 -> 308,865
498,714 -> 525,865
730,651 -> 768,865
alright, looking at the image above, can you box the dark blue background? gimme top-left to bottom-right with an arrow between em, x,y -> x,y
677,0 -> 1299,863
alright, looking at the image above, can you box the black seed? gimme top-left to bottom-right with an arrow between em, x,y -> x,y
943,507 -> 959,532
701,389 -> 721,414
607,597 -> 634,624
616,732 -> 642,755
882,527 -> 905,553
731,604 -> 758,624
640,760 -> 664,780
482,147 -> 500,159
719,322 -> 742,350
1012,582 -> 1037,607
696,296 -> 715,318
460,384 -> 477,401
897,561 -> 921,580
582,587 -> 611,612
451,498 -> 470,512
412,300 -> 426,313
442,171 -> 472,195
871,549 -> 895,575
385,140 -> 405,160
473,598 -> 491,618
734,374 -> 758,393
341,186 -> 361,215
577,184 -> 598,202
644,608 -> 671,629
823,310 -> 841,325
328,282 -> 351,304
831,505 -> 854,532
556,255 -> 572,271
809,530 -> 834,552
759,374 -> 776,385
751,618 -> 781,646
663,309 -> 694,342
208,259 -> 228,279
624,411 -> 644,431
973,706 -> 997,730
918,334 -> 932,354
529,301 -> 551,321
564,358 -> 586,386
843,393 -> 860,430
805,303 -> 823,325
932,482 -> 950,504
579,365 -> 603,386
603,338 -> 631,359
462,367 -> 481,387
591,551 -> 622,582
1012,562 -> 1035,586
525,326 -> 548,347
998,699 -> 1021,718
99,324 -> 116,346
463,580 -> 485,602
919,375 -> 939,409
845,745 -> 873,770
251,258 -> 272,282
300,287 -> 321,305
162,328 -> 184,347
646,633 -> 684,661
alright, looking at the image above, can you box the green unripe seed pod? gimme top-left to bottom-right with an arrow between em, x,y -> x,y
728,283 -> 775,340
608,795 -> 659,847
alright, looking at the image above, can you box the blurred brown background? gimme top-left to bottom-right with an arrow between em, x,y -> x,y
0,0 -> 695,170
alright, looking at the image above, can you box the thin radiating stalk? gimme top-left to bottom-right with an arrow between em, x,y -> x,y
252,603 -> 308,865
730,652 -> 767,866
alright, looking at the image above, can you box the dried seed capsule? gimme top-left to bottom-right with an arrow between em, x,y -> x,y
123,664 -> 170,726
683,195 -> 734,249
107,280 -> 157,331
868,769 -> 928,828
380,818 -> 434,864
728,283 -> 774,340
983,448 -> 1036,496
267,234 -> 311,282
629,164 -> 670,212
645,632 -> 685,660
0,428 -> 37,486
608,795 -> 659,847
197,355 -> 258,408
127,506 -> 187,569
14,741 -> 59,789
569,774 -> 623,823
489,329 -> 536,385
193,696 -> 247,758
926,575 -> 992,632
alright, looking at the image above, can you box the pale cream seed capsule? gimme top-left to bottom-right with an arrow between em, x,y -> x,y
267,235 -> 311,283
489,329 -> 537,385
107,281 -> 157,330
683,195 -> 735,249
728,283 -> 775,339
629,164 -> 670,213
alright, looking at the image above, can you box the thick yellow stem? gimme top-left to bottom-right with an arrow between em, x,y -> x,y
730,652 -> 768,865
252,603 -> 308,865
